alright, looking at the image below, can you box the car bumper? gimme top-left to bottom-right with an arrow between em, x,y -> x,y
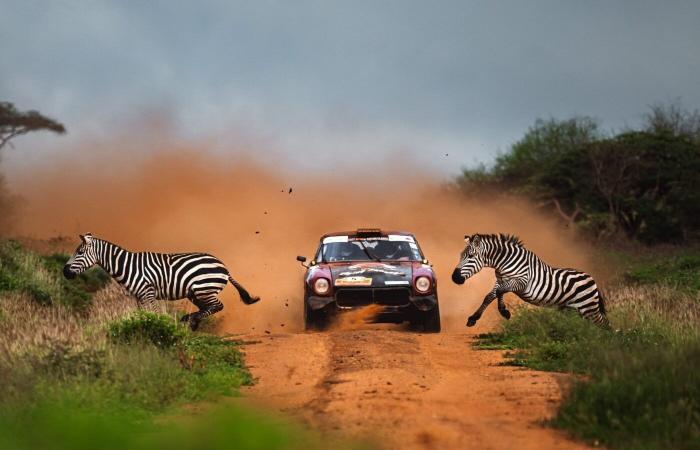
307,291 -> 438,312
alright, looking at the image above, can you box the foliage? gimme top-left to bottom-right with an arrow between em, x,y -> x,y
478,281 -> 700,450
623,249 -> 700,294
0,241 -> 109,310
644,100 -> 700,142
0,401 -> 342,450
457,102 -> 700,243
108,311 -> 186,348
0,101 -> 65,150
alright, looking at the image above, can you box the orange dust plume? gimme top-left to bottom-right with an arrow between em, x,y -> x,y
11,135 -> 596,334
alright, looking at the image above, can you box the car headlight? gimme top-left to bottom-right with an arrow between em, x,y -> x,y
415,276 -> 431,293
313,278 -> 330,295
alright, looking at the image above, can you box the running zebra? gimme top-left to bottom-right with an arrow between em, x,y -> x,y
452,233 -> 609,328
63,233 -> 260,330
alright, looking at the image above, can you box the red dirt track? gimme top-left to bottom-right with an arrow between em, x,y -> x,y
238,323 -> 592,450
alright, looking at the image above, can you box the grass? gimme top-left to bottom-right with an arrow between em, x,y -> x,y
478,283 -> 700,450
625,251 -> 700,294
0,240 -> 355,450
0,240 -> 109,310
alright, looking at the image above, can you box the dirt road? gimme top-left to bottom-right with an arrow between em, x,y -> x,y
238,325 -> 592,450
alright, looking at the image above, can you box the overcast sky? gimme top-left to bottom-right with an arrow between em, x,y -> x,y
1,0 -> 699,176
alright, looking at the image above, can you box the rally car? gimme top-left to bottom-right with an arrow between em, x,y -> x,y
296,228 -> 440,332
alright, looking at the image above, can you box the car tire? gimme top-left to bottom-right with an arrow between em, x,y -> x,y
304,297 -> 328,331
421,303 -> 441,333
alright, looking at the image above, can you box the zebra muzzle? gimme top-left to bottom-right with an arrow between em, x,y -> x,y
63,265 -> 77,280
451,268 -> 466,285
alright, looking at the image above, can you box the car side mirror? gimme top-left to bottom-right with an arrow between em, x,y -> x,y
296,255 -> 309,268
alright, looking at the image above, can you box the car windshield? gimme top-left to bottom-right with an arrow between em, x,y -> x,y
320,238 -> 423,262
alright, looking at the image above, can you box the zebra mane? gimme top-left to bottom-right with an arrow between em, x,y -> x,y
474,233 -> 524,247
91,237 -> 127,251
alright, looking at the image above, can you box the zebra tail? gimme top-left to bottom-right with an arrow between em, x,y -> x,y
596,287 -> 612,330
228,276 -> 260,305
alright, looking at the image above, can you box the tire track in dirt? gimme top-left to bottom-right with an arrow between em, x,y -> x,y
239,328 -> 593,450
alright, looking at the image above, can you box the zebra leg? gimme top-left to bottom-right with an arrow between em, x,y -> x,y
467,288 -> 497,327
497,292 -> 511,320
180,290 -> 197,324
136,287 -> 159,312
188,291 -> 224,331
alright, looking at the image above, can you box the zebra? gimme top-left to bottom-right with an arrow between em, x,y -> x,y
63,233 -> 260,330
451,233 -> 609,328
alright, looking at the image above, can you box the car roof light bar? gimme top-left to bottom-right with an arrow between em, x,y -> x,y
355,228 -> 383,237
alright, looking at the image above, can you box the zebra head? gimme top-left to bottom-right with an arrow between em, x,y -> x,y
63,233 -> 99,279
452,234 -> 486,285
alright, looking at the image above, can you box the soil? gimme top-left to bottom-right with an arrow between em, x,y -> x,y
237,324 -> 593,450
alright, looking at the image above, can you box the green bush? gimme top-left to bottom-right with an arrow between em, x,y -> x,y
479,306 -> 699,449
108,311 -> 186,348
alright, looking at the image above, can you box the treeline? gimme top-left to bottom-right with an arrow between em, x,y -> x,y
457,102 -> 700,243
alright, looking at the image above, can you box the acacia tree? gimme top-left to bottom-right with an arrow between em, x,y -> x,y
0,102 -> 66,150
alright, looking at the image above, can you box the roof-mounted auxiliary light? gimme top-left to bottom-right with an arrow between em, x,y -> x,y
355,228 -> 383,237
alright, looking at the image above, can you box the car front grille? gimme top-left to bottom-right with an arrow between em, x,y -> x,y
335,288 -> 411,308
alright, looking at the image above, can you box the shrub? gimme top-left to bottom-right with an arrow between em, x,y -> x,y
107,311 -> 186,348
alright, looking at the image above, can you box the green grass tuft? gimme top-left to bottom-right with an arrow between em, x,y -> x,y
478,304 -> 700,450
0,240 -> 109,310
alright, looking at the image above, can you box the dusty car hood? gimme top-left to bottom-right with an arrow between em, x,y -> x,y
329,262 -> 412,288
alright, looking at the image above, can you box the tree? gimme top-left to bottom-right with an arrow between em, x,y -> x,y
643,100 -> 700,143
0,102 -> 66,150
456,111 -> 700,243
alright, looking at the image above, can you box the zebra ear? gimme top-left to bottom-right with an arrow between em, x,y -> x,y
464,235 -> 470,244
80,233 -> 93,244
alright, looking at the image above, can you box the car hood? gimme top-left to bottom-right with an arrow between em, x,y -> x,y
329,261 -> 412,288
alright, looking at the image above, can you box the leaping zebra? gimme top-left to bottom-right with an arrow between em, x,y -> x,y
452,233 -> 609,328
63,233 -> 260,330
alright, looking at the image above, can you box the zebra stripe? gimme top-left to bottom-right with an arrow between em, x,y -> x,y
63,233 -> 259,330
452,233 -> 609,328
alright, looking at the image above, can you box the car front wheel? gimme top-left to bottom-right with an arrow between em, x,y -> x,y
421,303 -> 441,333
304,297 -> 330,331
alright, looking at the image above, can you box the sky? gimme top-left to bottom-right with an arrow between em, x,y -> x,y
1,0 -> 699,177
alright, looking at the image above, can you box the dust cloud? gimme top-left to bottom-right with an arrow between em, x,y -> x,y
11,135 -> 595,334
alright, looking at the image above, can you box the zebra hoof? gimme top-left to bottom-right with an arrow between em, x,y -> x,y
188,317 -> 201,331
499,308 -> 511,320
247,296 -> 261,305
466,317 -> 478,327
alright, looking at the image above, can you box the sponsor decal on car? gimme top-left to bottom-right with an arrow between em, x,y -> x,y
339,263 -> 406,277
335,276 -> 373,287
